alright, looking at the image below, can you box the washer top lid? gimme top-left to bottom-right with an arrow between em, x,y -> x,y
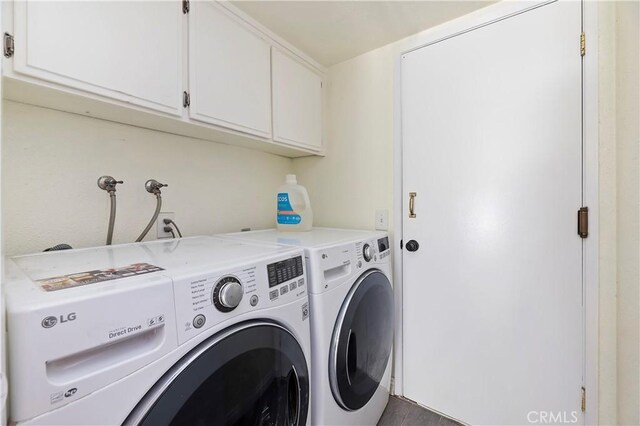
224,227 -> 387,249
4,236 -> 302,307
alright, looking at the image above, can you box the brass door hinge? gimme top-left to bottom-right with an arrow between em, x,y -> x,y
183,91 -> 190,108
578,207 -> 589,238
581,386 -> 586,412
4,32 -> 14,58
182,0 -> 190,14
580,32 -> 586,57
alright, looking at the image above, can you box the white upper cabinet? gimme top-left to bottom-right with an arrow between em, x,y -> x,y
272,48 -> 323,151
4,1 -> 325,157
188,2 -> 272,138
12,1 -> 183,116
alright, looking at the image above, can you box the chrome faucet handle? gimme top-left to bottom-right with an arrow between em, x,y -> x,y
97,176 -> 123,192
145,179 -> 167,194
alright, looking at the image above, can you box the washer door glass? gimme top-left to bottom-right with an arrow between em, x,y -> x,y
329,269 -> 394,411
127,322 -> 309,426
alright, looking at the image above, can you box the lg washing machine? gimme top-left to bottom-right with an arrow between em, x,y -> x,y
4,236 -> 311,425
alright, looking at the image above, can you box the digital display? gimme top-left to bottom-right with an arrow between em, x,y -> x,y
377,237 -> 389,253
267,256 -> 304,288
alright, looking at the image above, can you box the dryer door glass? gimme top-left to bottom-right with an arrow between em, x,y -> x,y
126,322 -> 309,426
329,269 -> 394,411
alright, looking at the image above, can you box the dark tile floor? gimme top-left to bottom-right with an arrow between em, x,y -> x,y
378,396 -> 463,426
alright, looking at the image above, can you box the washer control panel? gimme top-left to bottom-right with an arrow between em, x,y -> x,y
173,251 -> 307,345
266,256 -> 305,303
314,233 -> 391,294
267,256 -> 304,287
355,239 -> 387,265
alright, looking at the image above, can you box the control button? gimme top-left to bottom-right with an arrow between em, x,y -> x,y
280,286 -> 289,296
269,290 -> 278,301
298,278 -> 305,287
357,260 -> 362,268
219,281 -> 243,308
212,276 -> 244,313
158,315 -> 164,323
290,281 -> 297,291
363,243 -> 373,262
193,314 -> 206,329
250,295 -> 259,306
302,302 -> 309,320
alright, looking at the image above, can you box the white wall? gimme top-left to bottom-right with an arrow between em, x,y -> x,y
292,2 -> 639,423
2,101 -> 292,256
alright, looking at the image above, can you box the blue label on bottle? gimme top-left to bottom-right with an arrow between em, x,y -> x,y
277,193 -> 302,225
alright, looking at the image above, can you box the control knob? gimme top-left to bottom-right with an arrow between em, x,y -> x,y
213,276 -> 243,312
362,243 -> 373,262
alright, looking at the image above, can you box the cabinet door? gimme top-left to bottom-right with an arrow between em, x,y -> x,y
272,49 -> 323,151
188,2 -> 271,138
13,1 -> 183,116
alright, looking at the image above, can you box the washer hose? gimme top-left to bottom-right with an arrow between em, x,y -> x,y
136,193 -> 162,242
106,192 -> 117,245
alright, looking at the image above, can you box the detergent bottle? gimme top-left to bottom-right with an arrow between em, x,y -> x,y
276,175 -> 313,231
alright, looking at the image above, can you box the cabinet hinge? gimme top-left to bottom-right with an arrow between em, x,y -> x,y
182,0 -> 190,14
580,32 -> 586,57
3,32 -> 14,58
578,207 -> 589,238
581,386 -> 586,412
183,91 -> 190,108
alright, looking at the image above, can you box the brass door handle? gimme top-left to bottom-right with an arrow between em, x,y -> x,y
409,192 -> 416,218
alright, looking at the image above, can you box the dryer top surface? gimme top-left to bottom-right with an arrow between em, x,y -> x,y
224,227 -> 387,250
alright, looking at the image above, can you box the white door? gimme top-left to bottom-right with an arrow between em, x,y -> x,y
272,48 -> 323,151
13,1 -> 183,116
401,2 -> 583,425
188,2 -> 271,138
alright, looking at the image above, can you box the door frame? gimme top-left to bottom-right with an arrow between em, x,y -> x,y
392,1 -> 599,423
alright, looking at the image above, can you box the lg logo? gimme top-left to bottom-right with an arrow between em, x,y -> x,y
42,313 -> 77,328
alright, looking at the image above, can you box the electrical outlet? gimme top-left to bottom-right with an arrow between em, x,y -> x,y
375,209 -> 389,230
157,212 -> 176,239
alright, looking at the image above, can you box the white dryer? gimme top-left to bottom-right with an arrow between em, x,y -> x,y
223,228 -> 394,426
4,236 -> 311,425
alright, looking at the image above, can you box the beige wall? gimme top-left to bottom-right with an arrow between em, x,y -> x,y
597,2 -> 640,424
598,3 -> 619,423
2,101 -> 292,255
293,44 -> 395,235
615,2 -> 639,425
292,2 -> 639,423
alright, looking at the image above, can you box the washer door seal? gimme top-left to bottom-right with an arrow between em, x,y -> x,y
124,321 -> 309,426
329,269 -> 394,411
